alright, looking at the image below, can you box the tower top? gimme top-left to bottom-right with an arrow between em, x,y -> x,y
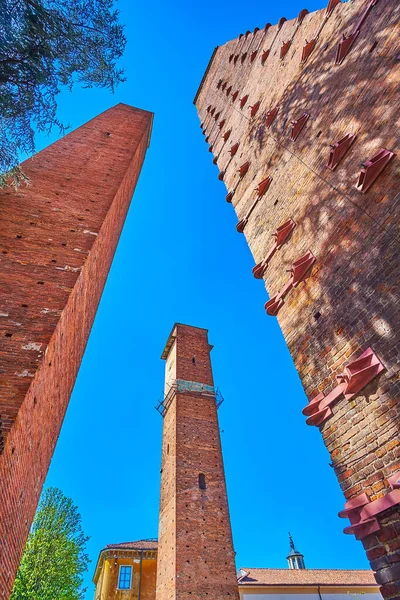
161,322 -> 209,359
287,533 -> 306,570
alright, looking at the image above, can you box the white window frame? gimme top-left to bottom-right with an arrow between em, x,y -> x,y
117,564 -> 133,590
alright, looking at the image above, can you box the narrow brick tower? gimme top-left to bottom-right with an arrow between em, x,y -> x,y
194,0 -> 399,597
0,103 -> 152,599
156,324 -> 239,600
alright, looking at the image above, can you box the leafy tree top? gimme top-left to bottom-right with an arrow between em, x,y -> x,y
0,0 -> 126,186
10,487 -> 90,600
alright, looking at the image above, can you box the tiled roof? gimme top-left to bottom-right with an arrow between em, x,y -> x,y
105,539 -> 158,551
237,569 -> 377,587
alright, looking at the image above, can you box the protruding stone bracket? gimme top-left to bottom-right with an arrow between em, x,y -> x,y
212,130 -> 232,162
252,218 -> 296,279
301,0 -> 341,64
281,9 -> 308,59
356,148 -> 395,192
226,85 -> 232,96
339,347 -> 385,399
230,142 -> 240,157
209,135 -> 232,165
301,38 -> 317,62
236,198 -> 259,233
232,90 -> 239,102
266,106 -> 279,128
241,52 -> 248,63
335,0 -> 379,65
290,112 -> 310,141
217,141 -> 239,167
250,50 -> 258,62
335,31 -> 360,64
302,347 -> 385,426
240,95 -> 249,108
253,25 -> 268,63
265,250 -> 316,316
261,17 -> 287,66
202,108 -> 214,133
297,8 -> 309,24
326,0 -> 341,17
222,81 -> 227,91
217,79 -> 223,89
235,175 -> 272,220
256,176 -> 272,197
281,40 -> 292,59
250,101 -> 261,118
225,160 -> 250,203
327,133 -> 357,170
389,472 -> 400,489
238,161 -> 250,178
206,111 -> 221,141
261,49 -> 270,64
338,474 -> 400,540
278,16 -> 287,30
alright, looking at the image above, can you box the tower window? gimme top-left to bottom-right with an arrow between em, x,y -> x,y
118,565 -> 132,589
199,473 -> 206,490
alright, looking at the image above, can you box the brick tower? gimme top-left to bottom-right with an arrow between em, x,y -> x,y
194,1 -> 400,598
156,323 -> 239,600
0,103 -> 152,598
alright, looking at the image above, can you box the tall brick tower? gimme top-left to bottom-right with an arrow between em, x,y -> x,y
194,0 -> 400,598
156,323 -> 239,600
0,103 -> 152,598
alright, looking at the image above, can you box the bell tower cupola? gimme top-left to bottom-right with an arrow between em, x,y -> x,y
287,533 -> 306,570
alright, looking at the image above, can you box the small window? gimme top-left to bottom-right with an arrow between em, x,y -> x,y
199,473 -> 206,490
118,565 -> 132,589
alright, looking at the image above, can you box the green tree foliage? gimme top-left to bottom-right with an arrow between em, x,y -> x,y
10,487 -> 90,600
0,0 -> 126,186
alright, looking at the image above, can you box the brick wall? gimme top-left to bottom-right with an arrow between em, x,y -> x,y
194,1 -> 400,597
0,103 -> 152,598
156,324 -> 240,599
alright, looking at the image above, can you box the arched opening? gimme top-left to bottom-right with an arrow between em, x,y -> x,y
198,473 -> 206,490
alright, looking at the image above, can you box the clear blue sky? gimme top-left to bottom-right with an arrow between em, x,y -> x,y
37,0 -> 369,596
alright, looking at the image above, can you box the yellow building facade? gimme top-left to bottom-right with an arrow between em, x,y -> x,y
93,539 -> 381,600
93,540 -> 157,600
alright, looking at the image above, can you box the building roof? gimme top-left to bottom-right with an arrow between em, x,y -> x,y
93,540 -> 158,584
104,539 -> 158,551
237,569 -> 377,587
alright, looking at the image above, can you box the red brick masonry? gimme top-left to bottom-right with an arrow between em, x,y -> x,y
0,103 -> 152,598
195,0 -> 400,597
156,324 -> 240,600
